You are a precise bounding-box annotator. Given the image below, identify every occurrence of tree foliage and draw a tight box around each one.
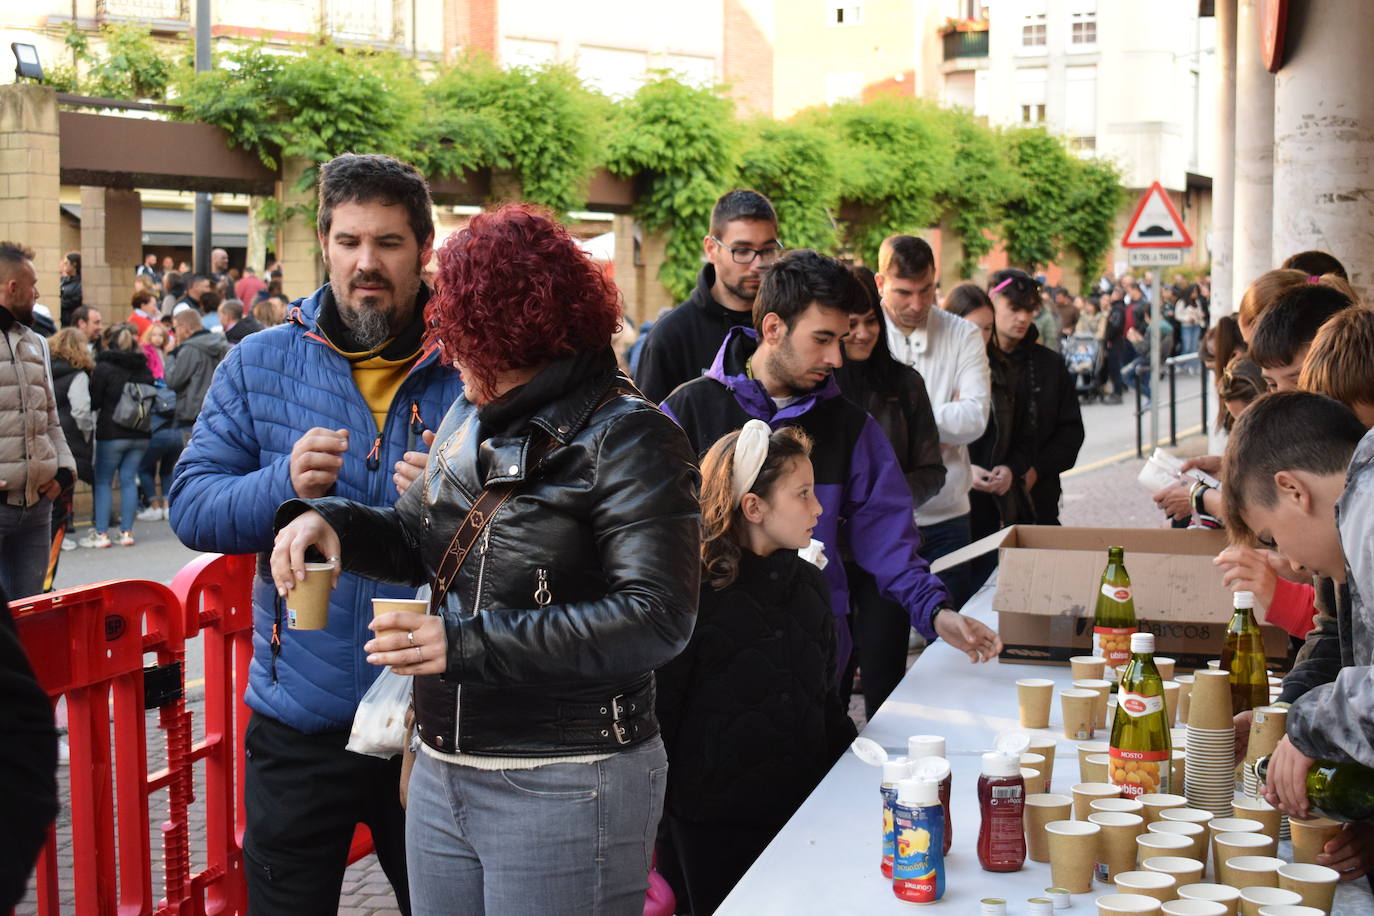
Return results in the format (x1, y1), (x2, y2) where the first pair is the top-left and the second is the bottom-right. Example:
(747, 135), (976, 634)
(55, 31), (1126, 292)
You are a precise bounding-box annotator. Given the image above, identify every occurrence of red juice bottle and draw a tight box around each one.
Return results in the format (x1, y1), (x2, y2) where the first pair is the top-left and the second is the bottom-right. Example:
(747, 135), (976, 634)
(976, 752), (1026, 872)
(908, 735), (953, 855)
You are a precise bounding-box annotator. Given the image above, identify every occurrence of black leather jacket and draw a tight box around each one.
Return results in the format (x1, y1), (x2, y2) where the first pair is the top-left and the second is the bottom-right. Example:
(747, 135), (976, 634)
(282, 350), (701, 757)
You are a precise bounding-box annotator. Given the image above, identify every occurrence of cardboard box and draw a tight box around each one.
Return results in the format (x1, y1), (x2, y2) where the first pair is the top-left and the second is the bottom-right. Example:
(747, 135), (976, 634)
(933, 526), (1290, 671)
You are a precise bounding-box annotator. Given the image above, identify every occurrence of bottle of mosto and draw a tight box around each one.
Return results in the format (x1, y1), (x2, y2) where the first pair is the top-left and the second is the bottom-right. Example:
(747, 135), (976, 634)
(1109, 631), (1172, 798)
(1221, 590), (1268, 715)
(1253, 755), (1374, 823)
(1094, 546), (1137, 668)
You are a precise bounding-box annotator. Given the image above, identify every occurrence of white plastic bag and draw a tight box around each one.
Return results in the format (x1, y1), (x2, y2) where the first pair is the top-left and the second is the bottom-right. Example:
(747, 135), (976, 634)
(346, 664), (413, 758)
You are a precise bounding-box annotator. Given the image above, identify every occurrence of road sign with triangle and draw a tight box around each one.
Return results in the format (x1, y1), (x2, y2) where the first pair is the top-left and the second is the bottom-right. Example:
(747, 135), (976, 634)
(1121, 181), (1194, 249)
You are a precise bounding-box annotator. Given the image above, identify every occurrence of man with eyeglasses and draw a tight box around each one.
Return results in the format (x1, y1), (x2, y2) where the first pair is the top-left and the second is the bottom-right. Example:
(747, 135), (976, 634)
(635, 189), (783, 404)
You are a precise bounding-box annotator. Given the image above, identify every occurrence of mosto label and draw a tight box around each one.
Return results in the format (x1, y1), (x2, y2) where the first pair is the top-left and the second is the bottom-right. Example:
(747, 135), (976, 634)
(1108, 747), (1170, 797)
(1101, 583), (1133, 602)
(1118, 690), (1165, 718)
(1094, 626), (1134, 666)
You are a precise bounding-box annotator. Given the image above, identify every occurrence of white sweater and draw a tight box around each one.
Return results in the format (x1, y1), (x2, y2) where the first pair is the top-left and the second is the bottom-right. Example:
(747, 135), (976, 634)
(884, 308), (991, 526)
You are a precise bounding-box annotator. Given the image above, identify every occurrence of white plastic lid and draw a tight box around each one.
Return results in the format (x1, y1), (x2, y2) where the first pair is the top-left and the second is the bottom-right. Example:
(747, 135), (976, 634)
(995, 731), (1032, 756)
(908, 734), (946, 759)
(911, 756), (951, 782)
(1130, 632), (1155, 655)
(982, 751), (1020, 778)
(898, 777), (940, 806)
(883, 758), (913, 784)
(1233, 590), (1256, 608)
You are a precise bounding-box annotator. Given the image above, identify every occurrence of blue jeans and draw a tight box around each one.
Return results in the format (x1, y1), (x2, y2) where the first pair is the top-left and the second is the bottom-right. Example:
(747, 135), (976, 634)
(0, 496), (52, 600)
(1181, 324), (1201, 355)
(405, 737), (668, 916)
(1121, 358), (1152, 400)
(916, 512), (974, 611)
(138, 426), (183, 504)
(94, 437), (148, 534)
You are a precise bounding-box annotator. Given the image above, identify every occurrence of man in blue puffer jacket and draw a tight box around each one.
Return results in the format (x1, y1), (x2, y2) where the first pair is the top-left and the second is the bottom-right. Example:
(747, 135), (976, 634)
(169, 154), (462, 915)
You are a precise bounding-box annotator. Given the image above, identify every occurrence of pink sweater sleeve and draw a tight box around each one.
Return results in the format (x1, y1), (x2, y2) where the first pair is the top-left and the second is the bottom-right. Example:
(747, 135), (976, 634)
(1262, 578), (1316, 639)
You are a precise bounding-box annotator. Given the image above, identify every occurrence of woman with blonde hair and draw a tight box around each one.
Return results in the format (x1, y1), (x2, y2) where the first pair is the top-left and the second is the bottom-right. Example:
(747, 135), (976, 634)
(139, 321), (172, 380)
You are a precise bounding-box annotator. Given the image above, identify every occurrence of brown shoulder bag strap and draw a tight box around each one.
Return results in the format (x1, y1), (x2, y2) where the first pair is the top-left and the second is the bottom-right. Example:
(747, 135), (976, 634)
(426, 382), (632, 614)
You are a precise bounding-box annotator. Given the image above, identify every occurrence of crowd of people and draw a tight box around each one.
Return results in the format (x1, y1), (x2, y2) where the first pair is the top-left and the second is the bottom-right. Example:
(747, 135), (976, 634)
(2, 151), (1373, 915)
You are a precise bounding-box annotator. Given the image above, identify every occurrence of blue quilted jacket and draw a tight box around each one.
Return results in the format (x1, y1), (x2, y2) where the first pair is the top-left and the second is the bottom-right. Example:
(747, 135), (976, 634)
(168, 285), (464, 732)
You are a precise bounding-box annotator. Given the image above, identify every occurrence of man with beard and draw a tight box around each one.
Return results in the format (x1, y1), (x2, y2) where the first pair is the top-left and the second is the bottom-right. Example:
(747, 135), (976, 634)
(634, 189), (782, 403)
(662, 250), (1002, 680)
(169, 154), (462, 916)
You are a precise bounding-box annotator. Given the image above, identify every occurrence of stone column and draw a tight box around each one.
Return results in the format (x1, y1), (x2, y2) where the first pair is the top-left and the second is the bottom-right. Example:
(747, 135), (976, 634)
(0, 84), (61, 290)
(611, 215), (674, 327)
(1210, 0), (1238, 316)
(277, 156), (323, 300)
(1232, 0), (1275, 294)
(1273, 0), (1374, 298)
(80, 186), (142, 324)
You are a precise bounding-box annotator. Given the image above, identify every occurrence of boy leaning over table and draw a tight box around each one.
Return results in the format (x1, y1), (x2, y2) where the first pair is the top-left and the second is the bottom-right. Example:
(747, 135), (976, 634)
(1221, 390), (1374, 881)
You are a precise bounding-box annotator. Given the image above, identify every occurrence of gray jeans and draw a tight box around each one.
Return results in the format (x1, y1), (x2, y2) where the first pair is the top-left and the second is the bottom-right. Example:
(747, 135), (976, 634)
(0, 496), (52, 600)
(405, 736), (667, 916)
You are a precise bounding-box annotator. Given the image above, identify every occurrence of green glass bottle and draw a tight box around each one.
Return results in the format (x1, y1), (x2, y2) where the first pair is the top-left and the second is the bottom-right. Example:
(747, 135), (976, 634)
(1109, 631), (1172, 798)
(1094, 546), (1138, 668)
(1253, 755), (1374, 823)
(1220, 590), (1268, 715)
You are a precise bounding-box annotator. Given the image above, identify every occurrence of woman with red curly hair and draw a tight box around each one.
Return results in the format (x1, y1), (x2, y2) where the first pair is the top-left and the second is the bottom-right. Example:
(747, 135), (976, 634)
(270, 204), (701, 914)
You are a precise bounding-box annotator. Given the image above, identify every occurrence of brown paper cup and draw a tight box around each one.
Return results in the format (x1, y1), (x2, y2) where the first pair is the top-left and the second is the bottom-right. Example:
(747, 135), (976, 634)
(1148, 820), (1208, 865)
(1023, 767), (1048, 796)
(1025, 793), (1073, 863)
(1139, 792), (1189, 824)
(1177, 883), (1241, 915)
(1227, 854), (1285, 890)
(1029, 737), (1058, 791)
(1091, 811), (1147, 883)
(1155, 657), (1177, 680)
(1214, 832), (1276, 885)
(1246, 706), (1290, 765)
(1062, 689), (1098, 740)
(1237, 885), (1302, 916)
(372, 597), (429, 639)
(1163, 681), (1181, 726)
(1076, 678), (1113, 729)
(1276, 862), (1339, 913)
(1093, 797), (1146, 816)
(1188, 671), (1236, 730)
(1142, 854), (1205, 888)
(1074, 782), (1123, 820)
(1231, 797), (1282, 841)
(1114, 871), (1177, 903)
(1072, 655), (1108, 680)
(1136, 831), (1192, 866)
(1097, 892), (1165, 914)
(1047, 819), (1101, 894)
(1017, 677), (1055, 728)
(1084, 753), (1112, 784)
(1079, 740), (1110, 780)
(1161, 901), (1230, 916)
(286, 562), (335, 629)
(1289, 817), (1342, 865)
(1173, 750), (1187, 791)
(1176, 675), (1195, 724)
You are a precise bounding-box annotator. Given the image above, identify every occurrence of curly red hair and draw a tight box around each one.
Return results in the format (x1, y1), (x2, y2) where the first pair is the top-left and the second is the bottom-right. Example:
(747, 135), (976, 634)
(426, 203), (621, 396)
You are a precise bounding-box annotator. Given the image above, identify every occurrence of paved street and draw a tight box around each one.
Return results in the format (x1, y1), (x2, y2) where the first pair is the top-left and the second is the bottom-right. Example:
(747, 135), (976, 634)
(16, 395), (1214, 916)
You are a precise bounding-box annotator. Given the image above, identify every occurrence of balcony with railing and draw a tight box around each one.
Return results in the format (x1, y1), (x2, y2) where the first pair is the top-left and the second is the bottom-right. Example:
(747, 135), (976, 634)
(942, 27), (990, 62)
(97, 0), (187, 22)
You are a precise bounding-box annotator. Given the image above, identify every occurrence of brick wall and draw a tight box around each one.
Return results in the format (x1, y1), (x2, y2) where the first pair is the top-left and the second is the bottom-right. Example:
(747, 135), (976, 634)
(723, 0), (773, 117)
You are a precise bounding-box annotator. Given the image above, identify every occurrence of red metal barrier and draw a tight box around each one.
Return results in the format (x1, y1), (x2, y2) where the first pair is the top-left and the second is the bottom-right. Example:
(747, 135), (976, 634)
(10, 578), (183, 916)
(11, 554), (378, 916)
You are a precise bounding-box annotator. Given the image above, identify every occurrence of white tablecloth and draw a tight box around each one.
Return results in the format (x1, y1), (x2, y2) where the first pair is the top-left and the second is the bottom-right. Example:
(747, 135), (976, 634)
(716, 583), (1374, 914)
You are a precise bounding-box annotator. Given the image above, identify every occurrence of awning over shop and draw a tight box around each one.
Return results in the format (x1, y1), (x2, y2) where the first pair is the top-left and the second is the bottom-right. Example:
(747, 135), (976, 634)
(60, 204), (250, 249)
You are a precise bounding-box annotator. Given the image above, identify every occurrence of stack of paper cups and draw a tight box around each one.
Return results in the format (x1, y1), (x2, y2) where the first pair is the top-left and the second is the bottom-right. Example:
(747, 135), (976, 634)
(1183, 670), (1235, 816)
(1244, 705), (1290, 838)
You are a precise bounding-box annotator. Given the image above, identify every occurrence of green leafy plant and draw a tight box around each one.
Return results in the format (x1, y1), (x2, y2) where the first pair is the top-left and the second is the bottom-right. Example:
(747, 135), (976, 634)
(736, 119), (841, 253)
(1001, 127), (1075, 271)
(44, 23), (179, 100)
(1062, 157), (1125, 284)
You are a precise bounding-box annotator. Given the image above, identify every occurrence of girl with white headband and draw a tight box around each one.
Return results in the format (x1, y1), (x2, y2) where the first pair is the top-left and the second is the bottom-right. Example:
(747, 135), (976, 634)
(655, 419), (857, 914)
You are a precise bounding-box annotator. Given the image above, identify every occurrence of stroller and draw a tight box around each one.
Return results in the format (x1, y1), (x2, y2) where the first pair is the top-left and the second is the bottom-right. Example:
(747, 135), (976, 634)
(1064, 333), (1104, 401)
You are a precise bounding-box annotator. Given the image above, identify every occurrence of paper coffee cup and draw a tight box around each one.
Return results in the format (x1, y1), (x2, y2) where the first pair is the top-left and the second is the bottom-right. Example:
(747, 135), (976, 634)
(372, 597), (429, 639)
(1237, 885), (1301, 915)
(1163, 681), (1181, 726)
(1246, 706), (1289, 766)
(1161, 900), (1230, 916)
(1079, 740), (1110, 780)
(1177, 883), (1241, 915)
(1231, 797), (1281, 841)
(1023, 766), (1048, 796)
(1097, 892), (1164, 915)
(286, 562), (335, 629)
(1214, 832), (1275, 885)
(1083, 753), (1112, 784)
(1017, 678), (1054, 728)
(1025, 793), (1073, 863)
(1029, 737), (1058, 792)
(1136, 831), (1192, 866)
(1228, 854), (1285, 891)
(1090, 811), (1146, 884)
(1188, 671), (1236, 730)
(1148, 820), (1208, 864)
(1046, 820), (1101, 894)
(1072, 655), (1108, 680)
(1142, 855), (1205, 888)
(1276, 862), (1339, 913)
(1155, 657), (1176, 680)
(1139, 793), (1188, 824)
(1074, 782), (1123, 820)
(1176, 675), (1195, 724)
(1062, 689), (1098, 740)
(1075, 678), (1113, 729)
(1113, 871), (1176, 903)
(1289, 817), (1342, 865)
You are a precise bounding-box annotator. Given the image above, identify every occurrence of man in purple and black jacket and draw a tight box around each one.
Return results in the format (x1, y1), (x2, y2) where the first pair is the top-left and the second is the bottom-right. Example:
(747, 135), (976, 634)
(662, 250), (1002, 675)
